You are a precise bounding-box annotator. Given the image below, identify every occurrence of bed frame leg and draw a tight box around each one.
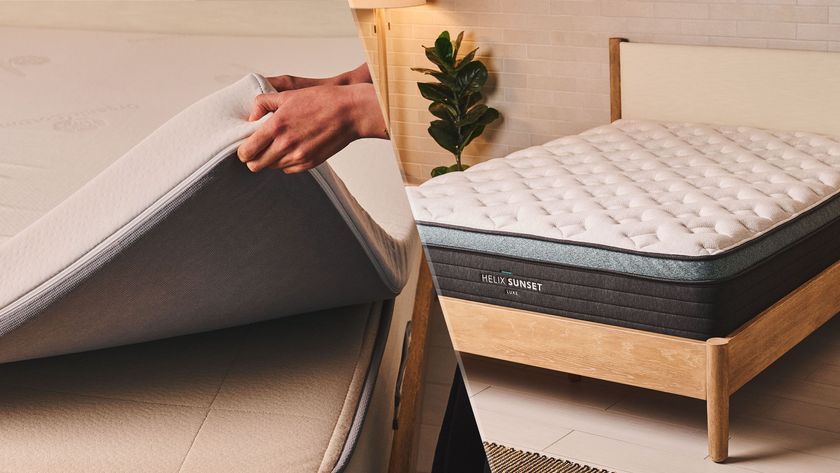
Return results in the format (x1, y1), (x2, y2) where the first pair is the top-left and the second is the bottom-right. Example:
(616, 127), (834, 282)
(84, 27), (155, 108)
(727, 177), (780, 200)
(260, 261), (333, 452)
(706, 338), (730, 463)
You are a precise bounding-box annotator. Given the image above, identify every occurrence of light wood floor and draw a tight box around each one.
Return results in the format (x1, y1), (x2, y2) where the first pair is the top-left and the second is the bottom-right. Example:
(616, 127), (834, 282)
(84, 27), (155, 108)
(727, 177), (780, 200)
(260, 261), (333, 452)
(462, 315), (840, 473)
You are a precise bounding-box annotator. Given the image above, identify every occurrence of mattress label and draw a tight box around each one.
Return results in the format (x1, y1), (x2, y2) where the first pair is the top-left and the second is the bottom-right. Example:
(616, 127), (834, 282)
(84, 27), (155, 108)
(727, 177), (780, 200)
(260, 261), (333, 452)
(480, 272), (544, 296)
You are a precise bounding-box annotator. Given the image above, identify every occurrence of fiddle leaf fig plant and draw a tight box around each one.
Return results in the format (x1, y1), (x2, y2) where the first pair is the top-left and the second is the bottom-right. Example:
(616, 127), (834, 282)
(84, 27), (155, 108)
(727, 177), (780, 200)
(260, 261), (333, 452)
(412, 31), (500, 177)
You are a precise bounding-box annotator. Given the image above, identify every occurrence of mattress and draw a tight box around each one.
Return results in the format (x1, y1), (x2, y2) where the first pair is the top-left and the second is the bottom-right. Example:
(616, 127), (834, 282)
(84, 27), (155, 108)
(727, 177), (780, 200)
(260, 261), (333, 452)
(0, 28), (417, 362)
(0, 300), (398, 473)
(408, 120), (840, 339)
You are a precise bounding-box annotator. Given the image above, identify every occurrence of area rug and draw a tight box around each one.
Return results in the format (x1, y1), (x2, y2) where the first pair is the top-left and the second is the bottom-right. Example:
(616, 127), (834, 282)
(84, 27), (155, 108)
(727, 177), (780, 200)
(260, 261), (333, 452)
(484, 442), (613, 473)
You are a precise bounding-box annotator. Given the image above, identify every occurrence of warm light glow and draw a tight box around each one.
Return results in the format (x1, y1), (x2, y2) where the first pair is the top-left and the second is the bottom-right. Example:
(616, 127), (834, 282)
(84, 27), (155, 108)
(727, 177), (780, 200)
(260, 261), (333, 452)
(347, 0), (425, 8)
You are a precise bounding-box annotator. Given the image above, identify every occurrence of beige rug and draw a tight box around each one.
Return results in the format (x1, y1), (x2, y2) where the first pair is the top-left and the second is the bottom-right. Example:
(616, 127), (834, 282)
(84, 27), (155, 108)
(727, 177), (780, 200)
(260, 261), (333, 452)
(484, 443), (613, 473)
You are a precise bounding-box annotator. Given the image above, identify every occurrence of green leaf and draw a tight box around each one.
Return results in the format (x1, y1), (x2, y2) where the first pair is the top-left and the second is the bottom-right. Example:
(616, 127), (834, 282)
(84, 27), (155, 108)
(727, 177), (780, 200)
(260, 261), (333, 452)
(434, 32), (454, 67)
(448, 163), (470, 172)
(412, 67), (458, 88)
(455, 48), (478, 70)
(429, 102), (457, 120)
(453, 31), (464, 59)
(459, 108), (499, 150)
(430, 71), (458, 89)
(456, 61), (488, 94)
(428, 120), (460, 155)
(423, 46), (450, 72)
(475, 107), (500, 127)
(417, 82), (452, 103)
(465, 91), (483, 109)
(431, 165), (450, 177)
(456, 104), (487, 126)
(461, 124), (486, 150)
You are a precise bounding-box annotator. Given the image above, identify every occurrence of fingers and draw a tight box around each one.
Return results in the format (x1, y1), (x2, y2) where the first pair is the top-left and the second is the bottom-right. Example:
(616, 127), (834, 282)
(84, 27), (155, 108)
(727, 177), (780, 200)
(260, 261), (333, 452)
(270, 155), (315, 174)
(245, 138), (295, 173)
(269, 150), (306, 171)
(237, 117), (281, 163)
(279, 163), (315, 174)
(266, 75), (294, 92)
(248, 93), (285, 121)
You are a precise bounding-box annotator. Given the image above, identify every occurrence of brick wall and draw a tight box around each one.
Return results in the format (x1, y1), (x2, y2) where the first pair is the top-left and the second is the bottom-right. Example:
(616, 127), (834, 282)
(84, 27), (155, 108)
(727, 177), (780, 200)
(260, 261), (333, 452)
(353, 1), (840, 184)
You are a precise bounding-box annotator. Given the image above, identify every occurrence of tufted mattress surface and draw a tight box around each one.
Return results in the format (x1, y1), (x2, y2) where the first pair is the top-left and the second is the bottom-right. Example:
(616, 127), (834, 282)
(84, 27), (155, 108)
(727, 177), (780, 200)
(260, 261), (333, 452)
(408, 120), (840, 339)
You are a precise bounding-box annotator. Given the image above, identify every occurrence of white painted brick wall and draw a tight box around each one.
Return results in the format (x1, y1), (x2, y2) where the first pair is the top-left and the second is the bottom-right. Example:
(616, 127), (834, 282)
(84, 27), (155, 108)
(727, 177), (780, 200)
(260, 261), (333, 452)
(354, 1), (840, 184)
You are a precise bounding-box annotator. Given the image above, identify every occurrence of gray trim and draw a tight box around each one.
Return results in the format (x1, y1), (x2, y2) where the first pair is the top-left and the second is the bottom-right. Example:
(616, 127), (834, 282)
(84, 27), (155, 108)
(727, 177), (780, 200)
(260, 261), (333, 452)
(332, 299), (394, 473)
(417, 191), (840, 282)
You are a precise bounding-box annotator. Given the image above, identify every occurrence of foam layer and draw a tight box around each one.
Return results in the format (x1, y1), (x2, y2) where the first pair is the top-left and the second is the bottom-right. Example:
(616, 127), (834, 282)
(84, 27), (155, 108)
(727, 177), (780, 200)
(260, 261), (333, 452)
(0, 28), (416, 362)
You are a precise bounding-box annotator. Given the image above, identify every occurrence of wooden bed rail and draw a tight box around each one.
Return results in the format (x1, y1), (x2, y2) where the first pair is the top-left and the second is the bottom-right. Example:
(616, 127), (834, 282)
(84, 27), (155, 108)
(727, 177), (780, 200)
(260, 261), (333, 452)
(439, 258), (840, 463)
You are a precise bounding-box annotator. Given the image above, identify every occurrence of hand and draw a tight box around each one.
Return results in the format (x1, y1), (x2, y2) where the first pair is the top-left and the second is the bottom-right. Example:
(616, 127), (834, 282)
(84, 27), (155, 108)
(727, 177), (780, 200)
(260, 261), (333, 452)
(237, 82), (387, 174)
(265, 63), (373, 92)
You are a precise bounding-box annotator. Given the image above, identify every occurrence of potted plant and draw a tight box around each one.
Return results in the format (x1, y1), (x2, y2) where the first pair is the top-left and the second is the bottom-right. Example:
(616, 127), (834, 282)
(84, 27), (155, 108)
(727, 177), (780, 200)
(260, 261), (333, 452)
(413, 31), (500, 177)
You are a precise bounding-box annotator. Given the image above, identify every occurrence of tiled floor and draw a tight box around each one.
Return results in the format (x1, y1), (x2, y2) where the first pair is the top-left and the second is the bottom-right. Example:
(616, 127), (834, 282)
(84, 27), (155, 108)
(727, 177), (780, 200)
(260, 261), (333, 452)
(463, 316), (840, 473)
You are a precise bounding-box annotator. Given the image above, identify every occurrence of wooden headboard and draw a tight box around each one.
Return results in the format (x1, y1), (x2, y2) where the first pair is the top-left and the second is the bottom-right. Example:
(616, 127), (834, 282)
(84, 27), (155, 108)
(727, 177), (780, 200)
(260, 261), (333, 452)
(609, 37), (840, 136)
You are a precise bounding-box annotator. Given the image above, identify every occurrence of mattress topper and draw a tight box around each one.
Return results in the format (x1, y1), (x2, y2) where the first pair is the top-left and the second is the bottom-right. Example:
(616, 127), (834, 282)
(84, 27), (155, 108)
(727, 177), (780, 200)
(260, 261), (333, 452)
(409, 120), (840, 258)
(0, 27), (406, 245)
(0, 31), (416, 362)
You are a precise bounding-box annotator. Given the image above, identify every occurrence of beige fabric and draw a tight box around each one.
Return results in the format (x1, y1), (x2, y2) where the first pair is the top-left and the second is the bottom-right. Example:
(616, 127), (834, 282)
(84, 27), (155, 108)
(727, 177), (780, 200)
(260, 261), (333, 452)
(620, 42), (840, 137)
(0, 302), (385, 473)
(0, 0), (356, 37)
(0, 27), (366, 246)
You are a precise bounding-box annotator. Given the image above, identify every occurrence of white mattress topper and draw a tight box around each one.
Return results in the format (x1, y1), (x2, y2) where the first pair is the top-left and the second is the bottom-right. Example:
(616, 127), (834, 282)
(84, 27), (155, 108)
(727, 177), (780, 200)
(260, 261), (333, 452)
(0, 27), (416, 326)
(408, 120), (840, 257)
(0, 27), (413, 246)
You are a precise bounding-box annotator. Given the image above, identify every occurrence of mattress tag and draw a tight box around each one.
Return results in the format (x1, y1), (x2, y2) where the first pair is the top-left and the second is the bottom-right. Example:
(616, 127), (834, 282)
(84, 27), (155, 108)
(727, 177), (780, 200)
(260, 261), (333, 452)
(480, 271), (544, 297)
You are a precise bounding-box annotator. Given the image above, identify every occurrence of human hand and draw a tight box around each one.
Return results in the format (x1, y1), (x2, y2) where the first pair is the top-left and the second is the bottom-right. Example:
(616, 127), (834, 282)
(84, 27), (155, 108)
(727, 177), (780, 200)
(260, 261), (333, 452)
(237, 82), (387, 174)
(265, 63), (373, 92)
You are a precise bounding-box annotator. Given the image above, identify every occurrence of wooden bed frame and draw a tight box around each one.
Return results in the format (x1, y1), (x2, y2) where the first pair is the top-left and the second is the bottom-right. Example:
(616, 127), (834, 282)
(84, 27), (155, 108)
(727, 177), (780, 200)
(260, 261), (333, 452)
(438, 38), (840, 463)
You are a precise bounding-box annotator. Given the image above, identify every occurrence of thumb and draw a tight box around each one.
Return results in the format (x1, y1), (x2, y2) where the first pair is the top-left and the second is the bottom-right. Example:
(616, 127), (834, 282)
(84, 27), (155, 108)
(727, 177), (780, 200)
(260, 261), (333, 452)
(248, 92), (286, 121)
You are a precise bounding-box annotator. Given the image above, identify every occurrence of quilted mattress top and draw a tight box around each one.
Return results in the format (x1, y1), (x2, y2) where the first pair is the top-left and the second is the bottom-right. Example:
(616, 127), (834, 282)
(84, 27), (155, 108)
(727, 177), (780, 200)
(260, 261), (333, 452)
(409, 120), (840, 258)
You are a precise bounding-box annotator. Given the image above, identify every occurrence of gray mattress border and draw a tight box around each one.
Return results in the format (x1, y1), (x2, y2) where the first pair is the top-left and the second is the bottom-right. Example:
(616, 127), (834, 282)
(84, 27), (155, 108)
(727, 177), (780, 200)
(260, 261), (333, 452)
(416, 189), (840, 282)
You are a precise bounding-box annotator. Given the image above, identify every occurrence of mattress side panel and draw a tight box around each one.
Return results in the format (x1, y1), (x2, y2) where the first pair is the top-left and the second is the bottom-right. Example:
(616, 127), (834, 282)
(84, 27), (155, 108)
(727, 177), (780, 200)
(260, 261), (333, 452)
(425, 208), (840, 338)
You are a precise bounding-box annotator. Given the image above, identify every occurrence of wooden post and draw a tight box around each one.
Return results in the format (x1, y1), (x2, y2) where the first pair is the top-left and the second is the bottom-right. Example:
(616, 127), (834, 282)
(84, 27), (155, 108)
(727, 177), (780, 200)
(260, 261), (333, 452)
(706, 338), (730, 463)
(609, 37), (628, 122)
(388, 259), (434, 473)
(374, 8), (391, 126)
